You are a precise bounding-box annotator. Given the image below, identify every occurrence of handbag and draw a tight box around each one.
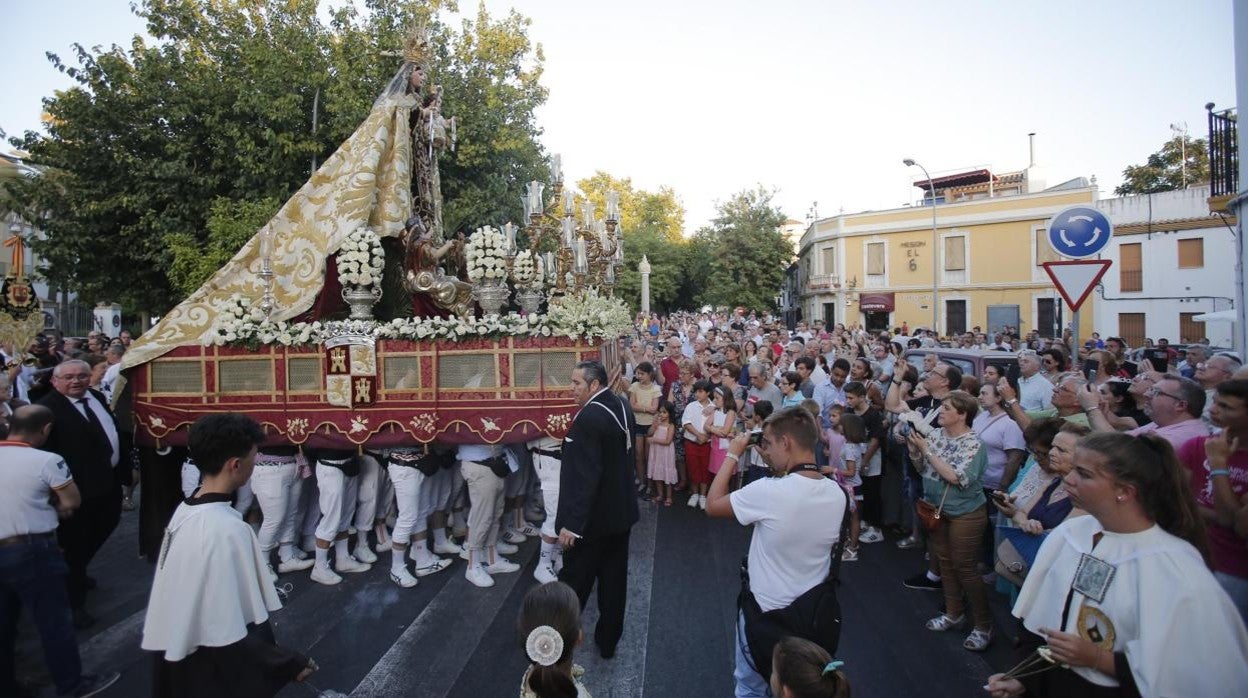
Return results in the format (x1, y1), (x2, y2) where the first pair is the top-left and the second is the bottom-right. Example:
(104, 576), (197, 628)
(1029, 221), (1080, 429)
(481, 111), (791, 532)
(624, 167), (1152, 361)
(915, 484), (950, 531)
(739, 485), (851, 681)
(995, 538), (1028, 587)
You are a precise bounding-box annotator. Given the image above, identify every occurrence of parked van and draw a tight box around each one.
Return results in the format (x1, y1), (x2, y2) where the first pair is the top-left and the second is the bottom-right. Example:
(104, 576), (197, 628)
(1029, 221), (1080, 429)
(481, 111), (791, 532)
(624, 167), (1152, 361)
(901, 348), (1018, 382)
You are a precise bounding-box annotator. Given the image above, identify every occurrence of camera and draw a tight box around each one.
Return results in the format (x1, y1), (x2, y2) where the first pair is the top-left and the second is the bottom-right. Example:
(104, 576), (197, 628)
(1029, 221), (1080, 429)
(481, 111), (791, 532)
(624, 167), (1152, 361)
(748, 430), (763, 446)
(897, 410), (934, 438)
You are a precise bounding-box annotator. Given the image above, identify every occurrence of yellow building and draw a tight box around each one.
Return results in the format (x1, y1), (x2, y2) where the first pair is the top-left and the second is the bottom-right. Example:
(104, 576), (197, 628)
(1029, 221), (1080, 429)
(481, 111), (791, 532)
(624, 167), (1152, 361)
(797, 170), (1097, 339)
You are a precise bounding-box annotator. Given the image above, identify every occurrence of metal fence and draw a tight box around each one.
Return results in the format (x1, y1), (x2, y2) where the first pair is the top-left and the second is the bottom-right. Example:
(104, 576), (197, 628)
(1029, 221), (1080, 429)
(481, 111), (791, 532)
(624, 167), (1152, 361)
(1208, 104), (1238, 200)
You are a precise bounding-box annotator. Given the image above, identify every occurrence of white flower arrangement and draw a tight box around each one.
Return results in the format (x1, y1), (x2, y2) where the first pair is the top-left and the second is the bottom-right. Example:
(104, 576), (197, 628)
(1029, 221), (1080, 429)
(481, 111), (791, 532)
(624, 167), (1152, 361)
(544, 288), (633, 341)
(335, 226), (386, 287)
(465, 225), (508, 283)
(511, 249), (538, 288)
(206, 294), (323, 347)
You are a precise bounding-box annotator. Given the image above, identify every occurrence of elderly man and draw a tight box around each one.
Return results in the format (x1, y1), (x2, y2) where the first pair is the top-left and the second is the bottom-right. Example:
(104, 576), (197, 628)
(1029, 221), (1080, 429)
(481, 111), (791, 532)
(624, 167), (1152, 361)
(1015, 350), (1054, 411)
(37, 360), (121, 629)
(1198, 354), (1244, 428)
(1083, 373), (1210, 448)
(746, 362), (783, 417)
(1001, 372), (1087, 430)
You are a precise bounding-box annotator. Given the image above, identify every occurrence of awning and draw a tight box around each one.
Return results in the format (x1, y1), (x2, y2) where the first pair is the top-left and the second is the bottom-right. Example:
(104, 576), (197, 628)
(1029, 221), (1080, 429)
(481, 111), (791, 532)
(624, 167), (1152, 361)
(859, 293), (895, 312)
(1193, 309), (1237, 323)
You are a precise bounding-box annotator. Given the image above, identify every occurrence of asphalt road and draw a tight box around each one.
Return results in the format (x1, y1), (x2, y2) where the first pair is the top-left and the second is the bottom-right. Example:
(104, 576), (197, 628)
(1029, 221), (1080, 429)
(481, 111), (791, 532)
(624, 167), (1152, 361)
(17, 491), (1021, 697)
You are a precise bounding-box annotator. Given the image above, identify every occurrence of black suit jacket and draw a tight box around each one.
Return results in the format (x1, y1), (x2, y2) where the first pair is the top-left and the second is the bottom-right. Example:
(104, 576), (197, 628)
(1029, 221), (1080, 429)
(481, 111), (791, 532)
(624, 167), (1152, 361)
(556, 389), (640, 540)
(38, 389), (118, 499)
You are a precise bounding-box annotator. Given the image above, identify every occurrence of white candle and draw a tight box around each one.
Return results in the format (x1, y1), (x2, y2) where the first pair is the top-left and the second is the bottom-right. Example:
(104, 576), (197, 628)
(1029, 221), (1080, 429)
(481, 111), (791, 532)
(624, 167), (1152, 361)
(561, 218), (575, 248)
(503, 222), (517, 255)
(574, 238), (588, 274)
(563, 189), (575, 215)
(605, 190), (621, 222)
(552, 154), (562, 183)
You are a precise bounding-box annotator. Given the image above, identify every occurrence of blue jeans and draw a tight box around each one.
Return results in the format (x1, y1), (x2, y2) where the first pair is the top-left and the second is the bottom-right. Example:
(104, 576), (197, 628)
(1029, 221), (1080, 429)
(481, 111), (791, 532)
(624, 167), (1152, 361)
(0, 534), (83, 696)
(733, 611), (771, 697)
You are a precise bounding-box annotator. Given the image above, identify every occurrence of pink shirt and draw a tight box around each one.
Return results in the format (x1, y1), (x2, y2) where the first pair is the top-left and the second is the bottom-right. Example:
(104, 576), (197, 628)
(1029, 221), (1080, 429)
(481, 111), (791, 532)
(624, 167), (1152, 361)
(1178, 437), (1248, 579)
(1128, 418), (1210, 451)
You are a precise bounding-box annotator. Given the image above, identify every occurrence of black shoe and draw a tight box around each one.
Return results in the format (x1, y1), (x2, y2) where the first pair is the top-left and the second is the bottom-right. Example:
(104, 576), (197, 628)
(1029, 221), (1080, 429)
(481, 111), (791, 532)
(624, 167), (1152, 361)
(70, 671), (120, 697)
(902, 573), (942, 591)
(72, 607), (96, 630)
(598, 644), (616, 659)
(85, 576), (98, 590)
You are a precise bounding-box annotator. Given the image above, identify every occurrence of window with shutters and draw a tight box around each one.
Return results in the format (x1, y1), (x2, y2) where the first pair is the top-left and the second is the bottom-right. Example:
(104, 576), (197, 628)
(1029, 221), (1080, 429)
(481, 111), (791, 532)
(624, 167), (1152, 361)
(944, 236), (966, 271)
(1177, 238), (1204, 268)
(821, 246), (836, 276)
(1179, 313), (1204, 343)
(1118, 313), (1146, 348)
(867, 242), (884, 276)
(1036, 230), (1060, 266)
(1120, 243), (1142, 292)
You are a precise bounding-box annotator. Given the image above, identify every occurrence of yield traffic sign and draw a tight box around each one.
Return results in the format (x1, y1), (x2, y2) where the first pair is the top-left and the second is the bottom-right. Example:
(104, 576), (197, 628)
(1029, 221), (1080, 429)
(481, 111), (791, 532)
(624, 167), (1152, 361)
(1047, 206), (1113, 259)
(1041, 260), (1112, 312)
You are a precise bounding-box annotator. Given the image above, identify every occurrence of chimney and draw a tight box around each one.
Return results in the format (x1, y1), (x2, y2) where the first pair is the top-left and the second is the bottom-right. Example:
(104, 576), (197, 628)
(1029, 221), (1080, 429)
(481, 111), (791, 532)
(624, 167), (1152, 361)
(1028, 132), (1037, 167)
(1024, 132), (1046, 193)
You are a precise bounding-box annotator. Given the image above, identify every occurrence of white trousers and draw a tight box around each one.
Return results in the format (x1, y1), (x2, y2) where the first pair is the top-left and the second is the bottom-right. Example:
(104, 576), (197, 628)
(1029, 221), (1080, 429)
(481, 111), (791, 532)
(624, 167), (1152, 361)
(418, 466), (454, 524)
(250, 461), (303, 551)
(353, 455), (381, 530)
(533, 453), (562, 539)
(314, 462), (357, 541)
(387, 464), (424, 545)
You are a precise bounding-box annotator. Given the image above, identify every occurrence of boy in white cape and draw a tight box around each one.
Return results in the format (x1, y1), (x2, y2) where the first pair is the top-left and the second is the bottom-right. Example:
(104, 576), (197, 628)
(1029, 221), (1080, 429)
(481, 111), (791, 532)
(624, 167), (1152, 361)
(141, 413), (316, 697)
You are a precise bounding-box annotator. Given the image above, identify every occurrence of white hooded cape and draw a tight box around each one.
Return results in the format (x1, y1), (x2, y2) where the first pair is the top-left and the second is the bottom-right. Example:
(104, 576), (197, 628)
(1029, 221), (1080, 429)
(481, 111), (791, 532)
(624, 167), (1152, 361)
(141, 500), (282, 661)
(1014, 514), (1248, 696)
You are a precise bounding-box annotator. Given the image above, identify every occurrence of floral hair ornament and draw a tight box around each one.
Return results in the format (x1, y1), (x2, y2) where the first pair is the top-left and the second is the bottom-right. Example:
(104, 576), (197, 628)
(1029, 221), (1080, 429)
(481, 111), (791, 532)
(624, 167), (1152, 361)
(525, 625), (564, 667)
(822, 660), (844, 676)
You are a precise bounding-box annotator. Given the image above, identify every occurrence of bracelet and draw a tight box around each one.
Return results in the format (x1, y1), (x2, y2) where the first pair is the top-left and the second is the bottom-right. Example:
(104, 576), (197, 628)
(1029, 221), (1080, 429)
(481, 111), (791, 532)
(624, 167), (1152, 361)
(724, 452), (740, 463)
(1210, 469), (1231, 478)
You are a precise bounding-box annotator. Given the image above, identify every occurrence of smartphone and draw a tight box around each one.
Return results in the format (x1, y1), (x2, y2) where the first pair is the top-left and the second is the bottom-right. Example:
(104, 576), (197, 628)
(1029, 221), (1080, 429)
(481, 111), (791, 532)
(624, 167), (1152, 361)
(1121, 360), (1138, 378)
(989, 490), (1009, 503)
(1146, 349), (1169, 373)
(1082, 358), (1100, 383)
(1005, 363), (1021, 393)
(748, 431), (763, 446)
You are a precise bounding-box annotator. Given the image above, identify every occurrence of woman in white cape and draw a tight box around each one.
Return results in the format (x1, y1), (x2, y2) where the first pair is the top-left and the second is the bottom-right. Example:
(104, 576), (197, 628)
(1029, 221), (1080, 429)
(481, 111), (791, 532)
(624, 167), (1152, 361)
(986, 431), (1248, 697)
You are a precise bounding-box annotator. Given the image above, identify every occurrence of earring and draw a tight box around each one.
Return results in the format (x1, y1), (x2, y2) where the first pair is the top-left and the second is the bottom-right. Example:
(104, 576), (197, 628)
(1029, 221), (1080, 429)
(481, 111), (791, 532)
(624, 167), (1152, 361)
(1116, 495), (1124, 502)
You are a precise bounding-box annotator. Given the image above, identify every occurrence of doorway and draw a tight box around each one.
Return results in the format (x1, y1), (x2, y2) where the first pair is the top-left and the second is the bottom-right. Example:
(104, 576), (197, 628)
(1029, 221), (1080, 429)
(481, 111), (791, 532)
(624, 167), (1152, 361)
(945, 300), (967, 336)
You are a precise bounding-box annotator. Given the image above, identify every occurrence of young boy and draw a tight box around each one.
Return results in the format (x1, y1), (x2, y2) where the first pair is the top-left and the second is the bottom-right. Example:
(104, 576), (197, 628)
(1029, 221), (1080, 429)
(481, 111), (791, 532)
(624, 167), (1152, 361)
(141, 414), (316, 697)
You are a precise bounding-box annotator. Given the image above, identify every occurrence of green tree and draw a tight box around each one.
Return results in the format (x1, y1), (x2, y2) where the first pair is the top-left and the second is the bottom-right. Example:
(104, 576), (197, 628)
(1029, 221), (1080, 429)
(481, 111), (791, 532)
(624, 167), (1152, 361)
(1115, 135), (1210, 195)
(692, 186), (788, 312)
(165, 197), (280, 297)
(3, 0), (549, 314)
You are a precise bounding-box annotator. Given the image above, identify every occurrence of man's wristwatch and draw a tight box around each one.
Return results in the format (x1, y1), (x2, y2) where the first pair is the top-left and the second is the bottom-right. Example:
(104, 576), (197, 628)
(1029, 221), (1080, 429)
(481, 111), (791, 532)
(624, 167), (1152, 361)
(1004, 399), (1018, 408)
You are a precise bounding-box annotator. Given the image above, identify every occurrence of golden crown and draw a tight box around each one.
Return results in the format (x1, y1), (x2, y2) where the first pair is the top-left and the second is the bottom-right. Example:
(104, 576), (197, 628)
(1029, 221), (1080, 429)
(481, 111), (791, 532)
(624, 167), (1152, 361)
(402, 23), (432, 65)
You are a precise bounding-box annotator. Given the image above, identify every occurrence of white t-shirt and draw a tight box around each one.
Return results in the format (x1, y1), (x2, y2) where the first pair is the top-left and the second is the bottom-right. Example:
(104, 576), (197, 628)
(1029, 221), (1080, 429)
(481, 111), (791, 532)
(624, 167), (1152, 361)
(730, 473), (846, 612)
(681, 401), (710, 443)
(0, 444), (73, 538)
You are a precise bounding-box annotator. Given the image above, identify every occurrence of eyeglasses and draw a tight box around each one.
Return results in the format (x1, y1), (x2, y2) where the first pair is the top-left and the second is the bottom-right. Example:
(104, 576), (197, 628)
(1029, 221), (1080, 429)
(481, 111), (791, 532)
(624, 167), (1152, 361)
(707, 362), (721, 368)
(1145, 386), (1185, 402)
(55, 373), (91, 381)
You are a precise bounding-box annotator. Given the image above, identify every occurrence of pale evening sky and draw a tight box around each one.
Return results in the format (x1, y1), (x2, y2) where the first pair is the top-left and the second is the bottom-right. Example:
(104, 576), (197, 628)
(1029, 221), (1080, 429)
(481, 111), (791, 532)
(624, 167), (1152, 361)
(0, 0), (1236, 234)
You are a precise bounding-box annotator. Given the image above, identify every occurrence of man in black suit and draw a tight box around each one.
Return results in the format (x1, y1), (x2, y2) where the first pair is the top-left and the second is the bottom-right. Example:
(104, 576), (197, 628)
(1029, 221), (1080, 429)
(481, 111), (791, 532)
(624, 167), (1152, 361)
(38, 359), (122, 628)
(557, 361), (639, 659)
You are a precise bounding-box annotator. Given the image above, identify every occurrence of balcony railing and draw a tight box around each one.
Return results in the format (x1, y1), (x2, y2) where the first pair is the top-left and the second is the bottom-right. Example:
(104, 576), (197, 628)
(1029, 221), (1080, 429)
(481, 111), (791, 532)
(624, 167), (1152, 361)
(1207, 103), (1238, 212)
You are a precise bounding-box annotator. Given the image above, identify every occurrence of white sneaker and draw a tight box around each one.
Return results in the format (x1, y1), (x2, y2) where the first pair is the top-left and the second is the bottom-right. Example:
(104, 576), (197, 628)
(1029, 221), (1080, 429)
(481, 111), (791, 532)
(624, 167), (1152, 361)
(390, 568), (418, 588)
(687, 494), (699, 508)
(496, 541), (519, 555)
(698, 495), (707, 510)
(354, 544), (378, 564)
(502, 528), (527, 544)
(515, 523), (541, 538)
(335, 556), (372, 574)
(433, 539), (464, 555)
(311, 565), (342, 586)
(413, 558), (453, 577)
(278, 557), (315, 573)
(375, 538), (393, 553)
(534, 561), (558, 584)
(486, 556), (520, 574)
(858, 528), (885, 544)
(465, 563), (495, 588)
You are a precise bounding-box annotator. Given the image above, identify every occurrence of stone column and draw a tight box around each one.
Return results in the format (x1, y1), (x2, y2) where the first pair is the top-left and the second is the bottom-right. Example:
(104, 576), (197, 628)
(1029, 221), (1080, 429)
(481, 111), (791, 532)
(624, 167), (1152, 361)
(639, 255), (652, 315)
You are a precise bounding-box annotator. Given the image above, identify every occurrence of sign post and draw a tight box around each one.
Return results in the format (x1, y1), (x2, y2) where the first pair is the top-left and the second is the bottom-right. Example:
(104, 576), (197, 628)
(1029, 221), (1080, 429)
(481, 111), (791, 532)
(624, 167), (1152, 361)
(1045, 206), (1114, 352)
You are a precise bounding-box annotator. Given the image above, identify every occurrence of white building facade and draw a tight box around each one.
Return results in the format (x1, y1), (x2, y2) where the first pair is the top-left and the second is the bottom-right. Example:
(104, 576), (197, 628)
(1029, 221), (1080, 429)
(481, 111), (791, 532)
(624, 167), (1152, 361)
(1093, 185), (1237, 348)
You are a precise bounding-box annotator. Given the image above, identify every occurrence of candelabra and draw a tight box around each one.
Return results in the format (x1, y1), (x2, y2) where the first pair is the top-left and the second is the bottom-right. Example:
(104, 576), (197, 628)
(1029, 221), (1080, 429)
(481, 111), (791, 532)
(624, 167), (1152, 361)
(513, 154), (624, 299)
(258, 229), (277, 319)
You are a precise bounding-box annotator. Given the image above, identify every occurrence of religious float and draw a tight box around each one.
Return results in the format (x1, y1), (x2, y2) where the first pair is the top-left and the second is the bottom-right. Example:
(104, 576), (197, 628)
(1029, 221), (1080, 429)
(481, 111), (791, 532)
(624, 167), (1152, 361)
(119, 25), (632, 451)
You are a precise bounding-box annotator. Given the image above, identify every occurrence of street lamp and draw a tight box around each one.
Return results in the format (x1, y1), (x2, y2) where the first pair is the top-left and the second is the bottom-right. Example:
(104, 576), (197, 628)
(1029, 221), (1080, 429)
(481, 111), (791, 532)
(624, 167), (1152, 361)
(904, 158), (939, 335)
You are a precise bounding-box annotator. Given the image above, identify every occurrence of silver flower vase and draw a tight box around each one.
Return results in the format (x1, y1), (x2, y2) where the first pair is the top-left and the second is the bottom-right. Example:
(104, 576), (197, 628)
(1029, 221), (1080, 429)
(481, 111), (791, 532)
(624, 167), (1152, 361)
(473, 281), (510, 316)
(515, 288), (544, 315)
(342, 284), (382, 320)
